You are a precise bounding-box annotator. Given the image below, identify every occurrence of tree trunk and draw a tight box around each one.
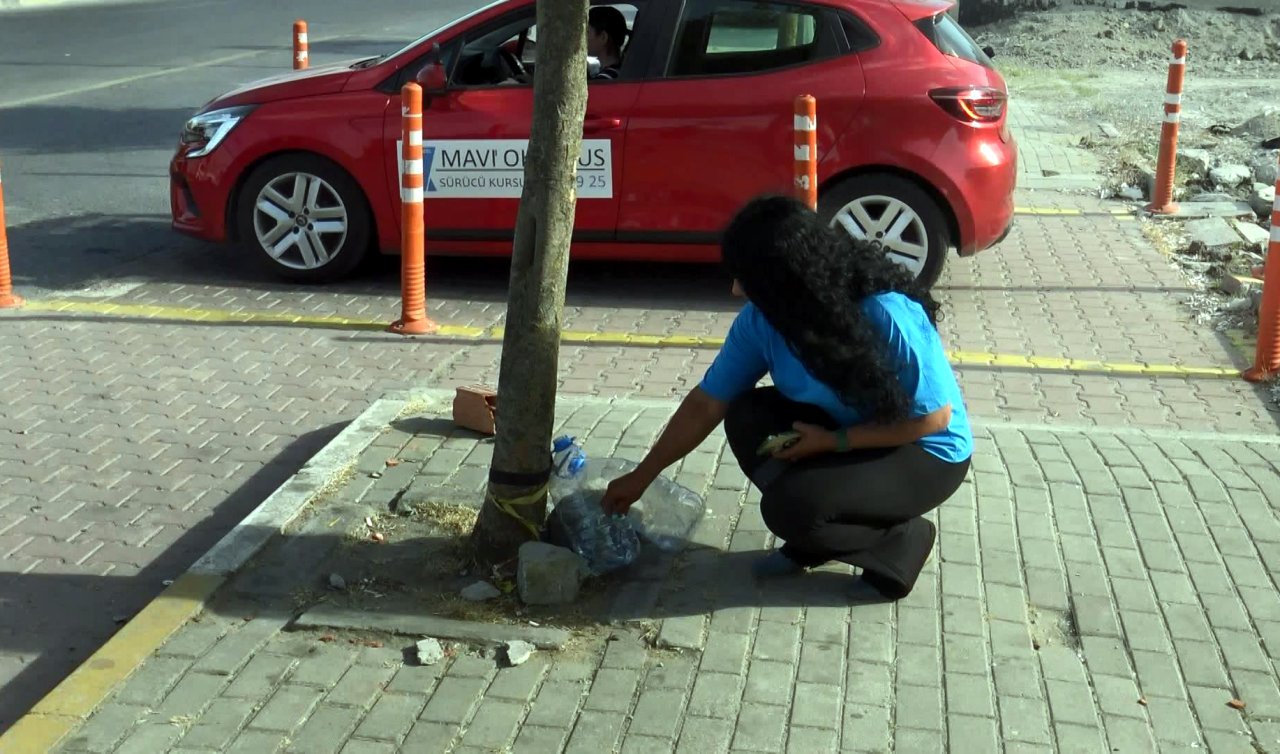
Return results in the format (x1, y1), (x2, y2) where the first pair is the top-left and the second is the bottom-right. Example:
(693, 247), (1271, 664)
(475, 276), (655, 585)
(471, 0), (589, 564)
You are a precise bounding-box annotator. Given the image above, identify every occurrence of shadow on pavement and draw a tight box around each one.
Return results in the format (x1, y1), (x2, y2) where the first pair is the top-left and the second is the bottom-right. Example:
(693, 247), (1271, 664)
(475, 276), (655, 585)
(4, 212), (741, 312)
(0, 421), (345, 732)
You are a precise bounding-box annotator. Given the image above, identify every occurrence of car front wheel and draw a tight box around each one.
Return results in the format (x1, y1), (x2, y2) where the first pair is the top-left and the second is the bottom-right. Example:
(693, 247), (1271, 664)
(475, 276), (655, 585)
(819, 174), (950, 288)
(236, 154), (371, 283)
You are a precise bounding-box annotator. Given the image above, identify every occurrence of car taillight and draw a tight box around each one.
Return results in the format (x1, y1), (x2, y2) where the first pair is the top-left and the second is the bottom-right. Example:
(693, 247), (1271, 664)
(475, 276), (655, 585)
(929, 87), (1007, 124)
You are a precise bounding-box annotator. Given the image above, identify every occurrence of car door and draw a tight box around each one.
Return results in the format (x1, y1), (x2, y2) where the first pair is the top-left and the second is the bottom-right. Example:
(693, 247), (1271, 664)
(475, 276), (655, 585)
(617, 0), (864, 244)
(381, 2), (643, 254)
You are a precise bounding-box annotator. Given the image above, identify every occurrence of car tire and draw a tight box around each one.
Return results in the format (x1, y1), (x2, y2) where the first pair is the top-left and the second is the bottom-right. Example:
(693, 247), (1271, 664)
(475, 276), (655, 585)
(236, 154), (371, 283)
(819, 174), (951, 288)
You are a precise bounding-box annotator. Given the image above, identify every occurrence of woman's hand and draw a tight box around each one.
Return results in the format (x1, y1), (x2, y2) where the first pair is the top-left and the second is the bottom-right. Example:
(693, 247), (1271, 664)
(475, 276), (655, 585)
(601, 469), (655, 515)
(774, 421), (838, 462)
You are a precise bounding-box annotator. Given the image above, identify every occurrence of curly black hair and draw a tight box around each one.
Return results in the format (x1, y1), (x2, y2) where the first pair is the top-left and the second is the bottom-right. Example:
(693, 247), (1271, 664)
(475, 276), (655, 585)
(720, 194), (942, 423)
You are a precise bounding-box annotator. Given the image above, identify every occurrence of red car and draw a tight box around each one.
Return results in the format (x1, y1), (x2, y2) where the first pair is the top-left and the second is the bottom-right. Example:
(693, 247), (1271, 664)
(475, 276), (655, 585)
(170, 0), (1015, 285)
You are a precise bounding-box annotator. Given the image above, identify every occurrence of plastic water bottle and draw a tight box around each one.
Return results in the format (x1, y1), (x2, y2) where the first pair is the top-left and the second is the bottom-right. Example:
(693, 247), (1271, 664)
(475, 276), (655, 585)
(549, 435), (587, 499)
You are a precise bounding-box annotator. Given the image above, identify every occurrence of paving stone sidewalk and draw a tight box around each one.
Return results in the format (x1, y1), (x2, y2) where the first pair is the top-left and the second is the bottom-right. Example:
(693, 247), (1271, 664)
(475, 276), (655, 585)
(52, 391), (1280, 754)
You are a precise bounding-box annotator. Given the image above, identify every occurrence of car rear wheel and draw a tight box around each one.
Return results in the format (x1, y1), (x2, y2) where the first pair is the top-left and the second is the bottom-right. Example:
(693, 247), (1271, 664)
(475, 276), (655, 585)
(819, 174), (950, 288)
(236, 154), (371, 283)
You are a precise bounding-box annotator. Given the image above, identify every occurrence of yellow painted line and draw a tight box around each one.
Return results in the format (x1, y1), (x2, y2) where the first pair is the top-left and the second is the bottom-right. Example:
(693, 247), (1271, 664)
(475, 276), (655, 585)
(949, 350), (1239, 378)
(1015, 206), (1135, 219)
(0, 573), (223, 754)
(21, 298), (1240, 377)
(23, 299), (488, 338)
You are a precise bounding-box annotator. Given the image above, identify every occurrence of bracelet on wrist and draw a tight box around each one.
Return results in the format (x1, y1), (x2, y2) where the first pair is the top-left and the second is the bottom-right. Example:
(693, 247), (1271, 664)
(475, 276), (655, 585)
(833, 428), (849, 452)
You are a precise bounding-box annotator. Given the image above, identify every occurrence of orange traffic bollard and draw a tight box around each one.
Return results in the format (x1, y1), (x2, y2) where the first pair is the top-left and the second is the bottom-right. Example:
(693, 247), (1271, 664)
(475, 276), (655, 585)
(388, 82), (438, 336)
(794, 95), (818, 211)
(0, 165), (24, 310)
(1243, 155), (1280, 383)
(1146, 40), (1187, 215)
(293, 20), (309, 70)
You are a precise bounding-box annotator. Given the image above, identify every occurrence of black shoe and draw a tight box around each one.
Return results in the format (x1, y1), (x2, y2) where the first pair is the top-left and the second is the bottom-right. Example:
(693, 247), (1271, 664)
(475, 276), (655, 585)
(850, 517), (936, 601)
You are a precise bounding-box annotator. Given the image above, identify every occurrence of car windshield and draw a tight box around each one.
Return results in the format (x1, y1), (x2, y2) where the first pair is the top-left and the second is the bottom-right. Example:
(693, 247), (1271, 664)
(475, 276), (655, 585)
(378, 0), (508, 64)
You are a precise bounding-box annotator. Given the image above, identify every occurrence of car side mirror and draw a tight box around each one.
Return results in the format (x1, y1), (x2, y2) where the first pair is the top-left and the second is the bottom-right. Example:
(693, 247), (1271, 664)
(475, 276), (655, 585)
(416, 61), (447, 93)
(983, 45), (996, 59)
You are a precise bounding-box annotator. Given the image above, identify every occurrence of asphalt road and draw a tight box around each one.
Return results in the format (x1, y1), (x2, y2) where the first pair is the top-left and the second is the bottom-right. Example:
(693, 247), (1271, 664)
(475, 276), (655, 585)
(0, 0), (481, 299)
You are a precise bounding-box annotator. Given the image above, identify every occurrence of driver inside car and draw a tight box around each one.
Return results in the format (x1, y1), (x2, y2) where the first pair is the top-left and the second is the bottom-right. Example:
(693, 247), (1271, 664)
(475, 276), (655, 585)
(496, 6), (629, 85)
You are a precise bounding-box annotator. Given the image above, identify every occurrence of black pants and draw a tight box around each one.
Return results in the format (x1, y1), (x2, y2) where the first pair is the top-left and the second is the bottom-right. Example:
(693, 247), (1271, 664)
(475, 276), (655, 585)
(724, 387), (970, 596)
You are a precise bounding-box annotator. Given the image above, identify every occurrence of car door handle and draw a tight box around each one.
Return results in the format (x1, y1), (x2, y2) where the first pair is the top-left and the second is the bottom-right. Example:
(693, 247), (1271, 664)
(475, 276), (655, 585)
(583, 117), (622, 133)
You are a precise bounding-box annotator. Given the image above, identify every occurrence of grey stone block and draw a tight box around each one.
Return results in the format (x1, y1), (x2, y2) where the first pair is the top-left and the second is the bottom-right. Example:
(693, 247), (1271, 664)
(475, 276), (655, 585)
(564, 711), (626, 754)
(897, 643), (941, 688)
(999, 695), (1052, 744)
(789, 683), (840, 729)
(743, 660), (794, 707)
(113, 656), (191, 707)
(353, 693), (427, 742)
(59, 703), (145, 753)
(1173, 639), (1231, 688)
(509, 724), (569, 754)
(290, 645), (357, 688)
(751, 619), (800, 664)
(248, 685), (324, 733)
(115, 722), (183, 754)
(629, 688), (687, 738)
(699, 632), (749, 675)
(786, 726), (837, 754)
(180, 698), (256, 750)
(223, 653), (297, 699)
(517, 541), (586, 605)
(326, 664), (398, 710)
(797, 642), (844, 685)
(284, 704), (366, 754)
(842, 704), (890, 752)
(895, 684), (943, 732)
(419, 677), (487, 725)
(583, 668), (641, 713)
(945, 673), (996, 719)
(154, 671), (231, 719)
(731, 702), (787, 751)
(845, 663), (893, 708)
(687, 672), (743, 719)
(457, 699), (524, 750)
(675, 716), (733, 754)
(486, 657), (547, 702)
(524, 681), (586, 729)
(993, 658), (1043, 700)
(1053, 723), (1107, 754)
(947, 715), (999, 754)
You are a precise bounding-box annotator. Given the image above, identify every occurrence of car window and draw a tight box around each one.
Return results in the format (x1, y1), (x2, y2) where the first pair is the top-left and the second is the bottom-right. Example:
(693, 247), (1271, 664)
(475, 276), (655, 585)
(667, 0), (832, 77)
(914, 12), (992, 69)
(521, 4), (640, 69)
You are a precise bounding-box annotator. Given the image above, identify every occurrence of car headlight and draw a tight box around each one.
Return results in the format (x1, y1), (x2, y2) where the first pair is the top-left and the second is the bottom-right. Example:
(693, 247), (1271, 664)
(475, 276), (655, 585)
(181, 106), (255, 158)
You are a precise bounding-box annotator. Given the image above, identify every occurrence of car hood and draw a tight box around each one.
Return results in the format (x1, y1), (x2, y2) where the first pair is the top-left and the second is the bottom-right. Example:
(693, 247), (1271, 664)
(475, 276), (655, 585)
(200, 58), (367, 111)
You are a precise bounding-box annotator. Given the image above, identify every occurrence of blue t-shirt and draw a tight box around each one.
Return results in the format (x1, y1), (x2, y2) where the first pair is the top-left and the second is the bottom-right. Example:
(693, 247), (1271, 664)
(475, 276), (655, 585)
(699, 292), (973, 463)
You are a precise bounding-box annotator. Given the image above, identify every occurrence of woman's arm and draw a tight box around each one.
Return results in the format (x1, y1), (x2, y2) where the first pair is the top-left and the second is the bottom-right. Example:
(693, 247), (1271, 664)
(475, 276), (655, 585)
(843, 404), (952, 450)
(601, 387), (727, 513)
(774, 404), (952, 461)
(634, 387), (728, 478)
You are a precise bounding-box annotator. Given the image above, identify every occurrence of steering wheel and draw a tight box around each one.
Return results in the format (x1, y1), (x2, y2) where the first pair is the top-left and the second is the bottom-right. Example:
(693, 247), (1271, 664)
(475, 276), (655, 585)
(496, 48), (528, 83)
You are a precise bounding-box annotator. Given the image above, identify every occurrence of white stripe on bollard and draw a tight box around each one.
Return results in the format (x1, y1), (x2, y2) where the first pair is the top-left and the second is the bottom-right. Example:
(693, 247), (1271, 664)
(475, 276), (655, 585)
(1164, 93), (1181, 105)
(404, 159), (424, 175)
(793, 115), (816, 131)
(1163, 113), (1180, 123)
(408, 131), (422, 146)
(401, 187), (423, 203)
(794, 145), (810, 161)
